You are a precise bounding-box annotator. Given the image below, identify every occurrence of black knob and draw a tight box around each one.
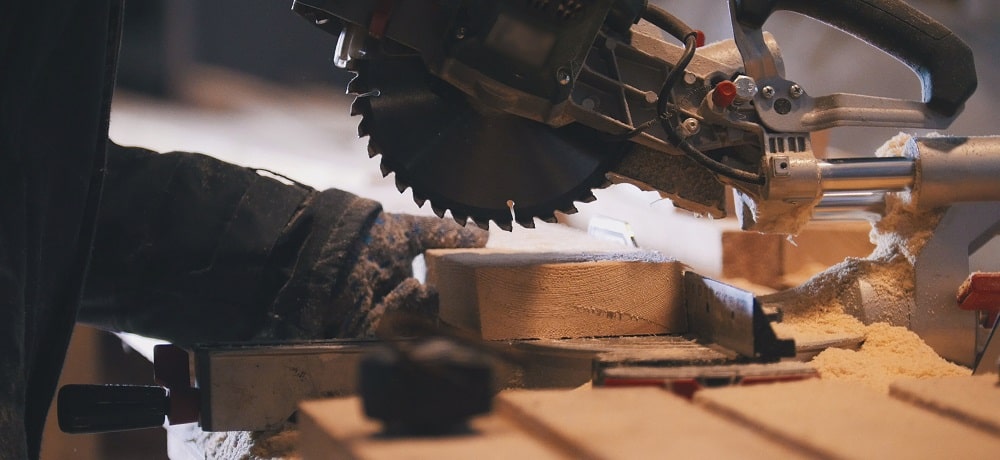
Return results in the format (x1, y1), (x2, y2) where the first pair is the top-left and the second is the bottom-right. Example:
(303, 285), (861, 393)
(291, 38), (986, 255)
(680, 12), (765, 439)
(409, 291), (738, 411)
(359, 337), (494, 435)
(58, 384), (169, 433)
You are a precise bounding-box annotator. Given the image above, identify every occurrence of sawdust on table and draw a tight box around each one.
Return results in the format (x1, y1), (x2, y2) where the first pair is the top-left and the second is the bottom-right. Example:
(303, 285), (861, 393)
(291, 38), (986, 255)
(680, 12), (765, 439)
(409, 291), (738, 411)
(249, 430), (301, 460)
(765, 133), (970, 392)
(812, 322), (970, 393)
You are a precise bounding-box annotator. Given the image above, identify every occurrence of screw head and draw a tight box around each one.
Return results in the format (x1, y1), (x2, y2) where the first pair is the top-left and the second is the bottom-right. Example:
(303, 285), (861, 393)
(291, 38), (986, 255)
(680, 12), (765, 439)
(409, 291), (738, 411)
(681, 118), (701, 136)
(761, 86), (776, 99)
(556, 68), (572, 86)
(454, 27), (467, 40)
(789, 84), (804, 99)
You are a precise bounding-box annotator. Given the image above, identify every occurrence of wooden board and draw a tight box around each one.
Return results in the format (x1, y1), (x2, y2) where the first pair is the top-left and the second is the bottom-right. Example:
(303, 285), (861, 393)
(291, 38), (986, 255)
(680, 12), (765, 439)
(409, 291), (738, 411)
(495, 388), (806, 459)
(298, 388), (804, 460)
(298, 397), (565, 460)
(425, 249), (685, 340)
(890, 375), (1000, 438)
(694, 379), (1000, 458)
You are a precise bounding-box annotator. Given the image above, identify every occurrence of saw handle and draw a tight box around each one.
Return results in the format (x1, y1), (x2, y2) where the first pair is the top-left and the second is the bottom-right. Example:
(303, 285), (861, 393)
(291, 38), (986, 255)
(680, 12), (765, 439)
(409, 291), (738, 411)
(58, 384), (169, 433)
(735, 0), (976, 117)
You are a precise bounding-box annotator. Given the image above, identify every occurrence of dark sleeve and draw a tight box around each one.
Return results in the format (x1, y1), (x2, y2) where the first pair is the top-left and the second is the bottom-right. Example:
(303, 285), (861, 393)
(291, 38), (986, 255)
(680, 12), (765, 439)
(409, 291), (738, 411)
(78, 143), (382, 345)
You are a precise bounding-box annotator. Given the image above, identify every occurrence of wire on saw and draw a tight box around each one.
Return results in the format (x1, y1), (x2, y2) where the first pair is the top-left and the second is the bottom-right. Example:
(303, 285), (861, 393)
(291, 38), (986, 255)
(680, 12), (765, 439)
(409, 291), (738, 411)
(640, 5), (767, 186)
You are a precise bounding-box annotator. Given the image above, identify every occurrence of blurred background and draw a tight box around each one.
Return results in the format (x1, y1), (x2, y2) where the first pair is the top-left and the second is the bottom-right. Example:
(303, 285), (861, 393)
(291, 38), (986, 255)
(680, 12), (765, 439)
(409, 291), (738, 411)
(44, 1), (999, 458)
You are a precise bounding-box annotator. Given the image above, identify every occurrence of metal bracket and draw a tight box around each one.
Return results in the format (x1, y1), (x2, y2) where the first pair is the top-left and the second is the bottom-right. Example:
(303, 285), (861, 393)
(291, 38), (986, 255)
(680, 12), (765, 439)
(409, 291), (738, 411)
(684, 271), (795, 360)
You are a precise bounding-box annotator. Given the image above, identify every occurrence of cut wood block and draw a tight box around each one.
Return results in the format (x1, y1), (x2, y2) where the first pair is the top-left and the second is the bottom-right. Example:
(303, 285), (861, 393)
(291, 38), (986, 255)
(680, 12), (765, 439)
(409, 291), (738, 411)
(496, 388), (807, 459)
(890, 375), (1000, 438)
(694, 379), (1000, 459)
(425, 249), (685, 340)
(298, 397), (564, 460)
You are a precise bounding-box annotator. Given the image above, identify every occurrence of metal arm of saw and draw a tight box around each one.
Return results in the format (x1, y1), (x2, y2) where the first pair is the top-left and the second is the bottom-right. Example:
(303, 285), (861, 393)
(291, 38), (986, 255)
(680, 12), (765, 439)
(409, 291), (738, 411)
(740, 136), (1000, 232)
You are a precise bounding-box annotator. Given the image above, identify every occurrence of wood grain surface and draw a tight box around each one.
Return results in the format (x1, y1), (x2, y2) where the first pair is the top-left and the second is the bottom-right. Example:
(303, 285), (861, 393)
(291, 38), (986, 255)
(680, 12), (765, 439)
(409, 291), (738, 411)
(425, 249), (686, 340)
(890, 375), (1000, 438)
(695, 379), (1000, 459)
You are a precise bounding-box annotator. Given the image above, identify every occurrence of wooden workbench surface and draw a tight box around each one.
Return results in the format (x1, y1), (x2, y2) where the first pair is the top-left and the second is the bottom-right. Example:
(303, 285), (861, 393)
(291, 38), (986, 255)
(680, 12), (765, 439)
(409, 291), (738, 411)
(299, 376), (1000, 459)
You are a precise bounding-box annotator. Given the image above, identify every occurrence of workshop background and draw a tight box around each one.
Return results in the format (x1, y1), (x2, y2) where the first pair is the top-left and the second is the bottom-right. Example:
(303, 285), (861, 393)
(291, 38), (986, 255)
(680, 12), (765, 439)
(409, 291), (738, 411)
(41, 0), (1000, 459)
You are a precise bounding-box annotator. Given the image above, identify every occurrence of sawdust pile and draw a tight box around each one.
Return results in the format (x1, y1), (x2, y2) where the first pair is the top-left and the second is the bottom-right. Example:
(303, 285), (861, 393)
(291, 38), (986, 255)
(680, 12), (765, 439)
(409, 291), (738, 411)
(167, 425), (301, 460)
(812, 322), (970, 393)
(250, 430), (302, 460)
(772, 307), (867, 343)
(763, 133), (971, 392)
(763, 133), (944, 323)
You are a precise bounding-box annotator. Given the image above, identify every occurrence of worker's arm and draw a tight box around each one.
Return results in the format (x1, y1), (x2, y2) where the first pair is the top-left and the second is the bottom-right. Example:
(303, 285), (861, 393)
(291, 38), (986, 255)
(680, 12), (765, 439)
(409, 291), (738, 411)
(78, 143), (486, 345)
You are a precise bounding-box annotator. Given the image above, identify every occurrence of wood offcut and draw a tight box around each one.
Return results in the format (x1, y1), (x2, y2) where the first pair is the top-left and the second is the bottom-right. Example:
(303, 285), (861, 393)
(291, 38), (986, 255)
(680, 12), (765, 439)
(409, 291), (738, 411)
(424, 249), (686, 340)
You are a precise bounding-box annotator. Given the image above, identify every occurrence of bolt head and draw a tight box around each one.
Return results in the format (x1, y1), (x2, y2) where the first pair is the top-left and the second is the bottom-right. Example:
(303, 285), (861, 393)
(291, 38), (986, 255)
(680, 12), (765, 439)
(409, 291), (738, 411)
(733, 76), (758, 101)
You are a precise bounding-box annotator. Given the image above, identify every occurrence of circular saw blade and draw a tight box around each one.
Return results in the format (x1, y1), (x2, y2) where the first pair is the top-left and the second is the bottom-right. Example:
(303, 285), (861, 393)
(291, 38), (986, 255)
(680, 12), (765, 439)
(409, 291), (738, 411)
(350, 55), (626, 230)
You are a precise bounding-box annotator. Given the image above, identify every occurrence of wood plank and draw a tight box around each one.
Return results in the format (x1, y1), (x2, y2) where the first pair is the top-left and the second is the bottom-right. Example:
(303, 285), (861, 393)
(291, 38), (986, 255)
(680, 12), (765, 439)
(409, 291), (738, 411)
(425, 249), (685, 340)
(298, 397), (565, 460)
(694, 379), (1000, 459)
(721, 232), (784, 288)
(496, 388), (807, 459)
(890, 375), (1000, 438)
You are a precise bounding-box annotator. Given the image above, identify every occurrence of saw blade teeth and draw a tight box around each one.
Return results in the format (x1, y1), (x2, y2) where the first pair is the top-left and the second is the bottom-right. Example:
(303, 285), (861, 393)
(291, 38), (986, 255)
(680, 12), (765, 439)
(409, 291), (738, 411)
(579, 191), (597, 203)
(350, 98), (364, 117)
(540, 215), (559, 224)
(411, 193), (427, 207)
(379, 161), (391, 177)
(347, 74), (368, 95)
(357, 119), (370, 138)
(472, 218), (491, 231)
(351, 53), (621, 233)
(562, 204), (579, 215)
(394, 176), (408, 193)
(450, 210), (468, 225)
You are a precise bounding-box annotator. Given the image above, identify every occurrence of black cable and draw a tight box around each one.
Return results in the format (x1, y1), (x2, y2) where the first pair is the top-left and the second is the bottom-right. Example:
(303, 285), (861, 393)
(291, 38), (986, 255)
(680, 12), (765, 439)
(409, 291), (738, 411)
(639, 5), (767, 186)
(641, 4), (694, 42)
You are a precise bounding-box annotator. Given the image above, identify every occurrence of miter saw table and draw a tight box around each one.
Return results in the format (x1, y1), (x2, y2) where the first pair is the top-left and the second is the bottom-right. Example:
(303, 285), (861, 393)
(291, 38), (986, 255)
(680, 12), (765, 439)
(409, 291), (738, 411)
(59, 263), (817, 434)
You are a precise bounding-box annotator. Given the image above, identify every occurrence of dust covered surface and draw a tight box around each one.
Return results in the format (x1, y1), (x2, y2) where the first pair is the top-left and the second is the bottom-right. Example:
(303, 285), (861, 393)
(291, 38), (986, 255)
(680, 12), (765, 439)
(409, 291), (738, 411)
(811, 323), (970, 393)
(168, 425), (301, 460)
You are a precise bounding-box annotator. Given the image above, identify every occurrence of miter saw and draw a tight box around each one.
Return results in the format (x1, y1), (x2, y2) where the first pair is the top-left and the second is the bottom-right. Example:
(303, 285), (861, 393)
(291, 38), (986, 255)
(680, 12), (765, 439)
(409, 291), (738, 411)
(290, 0), (986, 235)
(292, 0), (1000, 369)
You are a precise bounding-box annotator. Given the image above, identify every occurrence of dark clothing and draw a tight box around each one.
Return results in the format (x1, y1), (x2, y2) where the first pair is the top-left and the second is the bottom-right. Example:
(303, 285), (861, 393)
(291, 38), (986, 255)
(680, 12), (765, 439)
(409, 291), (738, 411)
(80, 144), (381, 344)
(1, 1), (120, 457)
(0, 2), (381, 458)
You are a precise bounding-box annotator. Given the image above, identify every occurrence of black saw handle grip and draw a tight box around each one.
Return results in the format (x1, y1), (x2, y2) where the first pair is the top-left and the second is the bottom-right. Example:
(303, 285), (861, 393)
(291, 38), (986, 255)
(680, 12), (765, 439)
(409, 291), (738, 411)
(58, 384), (169, 433)
(735, 0), (977, 117)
